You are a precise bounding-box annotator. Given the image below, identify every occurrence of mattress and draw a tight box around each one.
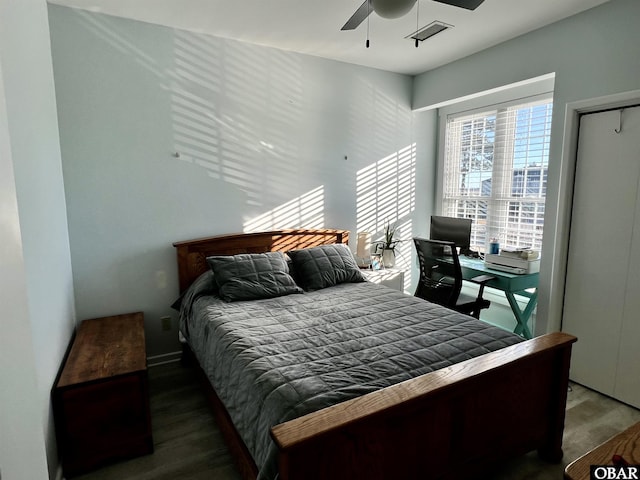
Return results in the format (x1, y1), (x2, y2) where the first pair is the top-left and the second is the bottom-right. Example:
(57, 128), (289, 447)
(178, 277), (523, 480)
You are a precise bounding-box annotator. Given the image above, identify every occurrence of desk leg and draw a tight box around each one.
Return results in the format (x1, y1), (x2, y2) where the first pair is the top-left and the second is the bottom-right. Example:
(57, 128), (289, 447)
(505, 290), (538, 339)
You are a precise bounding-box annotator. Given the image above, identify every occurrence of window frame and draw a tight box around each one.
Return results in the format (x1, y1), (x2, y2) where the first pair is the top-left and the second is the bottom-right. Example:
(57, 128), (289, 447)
(436, 91), (554, 252)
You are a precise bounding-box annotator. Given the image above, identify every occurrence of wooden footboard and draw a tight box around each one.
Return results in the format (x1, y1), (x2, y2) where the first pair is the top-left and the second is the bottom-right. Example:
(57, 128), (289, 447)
(271, 332), (576, 480)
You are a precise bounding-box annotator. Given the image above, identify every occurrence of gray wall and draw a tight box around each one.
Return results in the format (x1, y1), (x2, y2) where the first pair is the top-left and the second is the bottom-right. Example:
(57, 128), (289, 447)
(49, 6), (437, 357)
(0, 0), (75, 478)
(412, 0), (640, 335)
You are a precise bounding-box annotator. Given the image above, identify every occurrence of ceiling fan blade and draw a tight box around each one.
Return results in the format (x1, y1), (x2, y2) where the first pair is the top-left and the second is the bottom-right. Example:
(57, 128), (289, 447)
(432, 0), (485, 10)
(341, 0), (372, 31)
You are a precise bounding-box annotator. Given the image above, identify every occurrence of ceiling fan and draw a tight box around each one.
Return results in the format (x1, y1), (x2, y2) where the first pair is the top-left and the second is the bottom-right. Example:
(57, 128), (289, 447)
(341, 0), (485, 30)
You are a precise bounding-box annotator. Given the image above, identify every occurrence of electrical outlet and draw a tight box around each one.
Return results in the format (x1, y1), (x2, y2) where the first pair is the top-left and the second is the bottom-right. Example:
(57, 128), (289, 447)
(161, 316), (171, 331)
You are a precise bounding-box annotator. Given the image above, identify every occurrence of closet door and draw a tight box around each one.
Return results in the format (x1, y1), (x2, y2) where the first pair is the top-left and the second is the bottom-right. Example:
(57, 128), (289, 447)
(613, 107), (640, 407)
(562, 106), (640, 407)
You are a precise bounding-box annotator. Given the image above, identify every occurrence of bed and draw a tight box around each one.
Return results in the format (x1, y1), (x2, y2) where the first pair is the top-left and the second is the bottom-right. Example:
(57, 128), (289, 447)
(173, 228), (576, 480)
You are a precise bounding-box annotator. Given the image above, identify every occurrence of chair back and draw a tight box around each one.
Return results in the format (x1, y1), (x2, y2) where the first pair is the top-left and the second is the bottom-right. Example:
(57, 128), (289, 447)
(413, 237), (463, 308)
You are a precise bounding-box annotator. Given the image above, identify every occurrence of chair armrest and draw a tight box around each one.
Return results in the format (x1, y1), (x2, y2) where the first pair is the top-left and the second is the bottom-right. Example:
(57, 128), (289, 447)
(469, 274), (495, 286)
(468, 274), (496, 303)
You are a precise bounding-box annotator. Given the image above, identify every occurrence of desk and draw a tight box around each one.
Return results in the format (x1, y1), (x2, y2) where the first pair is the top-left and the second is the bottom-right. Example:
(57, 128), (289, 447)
(459, 257), (539, 339)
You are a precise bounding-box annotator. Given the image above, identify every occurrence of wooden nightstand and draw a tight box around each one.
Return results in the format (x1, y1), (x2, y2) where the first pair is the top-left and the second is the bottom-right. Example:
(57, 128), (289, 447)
(362, 268), (405, 292)
(53, 312), (153, 477)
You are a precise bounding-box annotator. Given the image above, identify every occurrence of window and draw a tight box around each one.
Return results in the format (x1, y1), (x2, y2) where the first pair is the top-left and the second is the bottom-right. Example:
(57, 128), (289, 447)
(441, 97), (553, 252)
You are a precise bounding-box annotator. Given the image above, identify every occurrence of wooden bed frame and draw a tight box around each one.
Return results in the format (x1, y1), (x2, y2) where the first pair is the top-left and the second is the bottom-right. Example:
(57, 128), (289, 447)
(173, 228), (577, 480)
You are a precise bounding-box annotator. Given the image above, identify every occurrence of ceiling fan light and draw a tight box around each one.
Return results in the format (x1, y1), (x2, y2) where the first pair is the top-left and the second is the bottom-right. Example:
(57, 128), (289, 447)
(371, 0), (417, 19)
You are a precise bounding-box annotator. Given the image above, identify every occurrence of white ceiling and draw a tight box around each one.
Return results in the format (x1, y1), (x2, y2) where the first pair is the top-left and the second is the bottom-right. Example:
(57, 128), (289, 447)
(47, 0), (611, 76)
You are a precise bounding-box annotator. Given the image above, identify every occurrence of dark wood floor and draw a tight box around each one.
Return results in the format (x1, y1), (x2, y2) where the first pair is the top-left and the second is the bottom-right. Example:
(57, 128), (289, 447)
(72, 361), (640, 480)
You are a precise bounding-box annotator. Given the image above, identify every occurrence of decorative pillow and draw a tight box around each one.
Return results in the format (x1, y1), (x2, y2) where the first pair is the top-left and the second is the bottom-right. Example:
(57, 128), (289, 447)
(206, 251), (302, 302)
(287, 243), (364, 291)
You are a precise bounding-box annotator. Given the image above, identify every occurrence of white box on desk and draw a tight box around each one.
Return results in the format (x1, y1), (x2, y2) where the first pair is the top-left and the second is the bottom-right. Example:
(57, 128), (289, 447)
(484, 253), (540, 273)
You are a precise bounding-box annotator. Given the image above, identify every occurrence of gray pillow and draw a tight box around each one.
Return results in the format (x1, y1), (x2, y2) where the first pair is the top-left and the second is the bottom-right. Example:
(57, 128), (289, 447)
(287, 243), (364, 291)
(170, 270), (217, 312)
(206, 251), (302, 302)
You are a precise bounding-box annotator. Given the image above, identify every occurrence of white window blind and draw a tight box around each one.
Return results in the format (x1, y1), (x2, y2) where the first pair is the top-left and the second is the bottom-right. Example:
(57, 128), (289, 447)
(442, 97), (553, 252)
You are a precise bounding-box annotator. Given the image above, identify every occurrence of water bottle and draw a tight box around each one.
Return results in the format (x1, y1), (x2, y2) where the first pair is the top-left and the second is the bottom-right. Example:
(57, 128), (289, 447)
(489, 238), (500, 255)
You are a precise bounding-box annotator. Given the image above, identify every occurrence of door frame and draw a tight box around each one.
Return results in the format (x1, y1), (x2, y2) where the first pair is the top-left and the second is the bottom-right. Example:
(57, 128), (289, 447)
(547, 89), (640, 334)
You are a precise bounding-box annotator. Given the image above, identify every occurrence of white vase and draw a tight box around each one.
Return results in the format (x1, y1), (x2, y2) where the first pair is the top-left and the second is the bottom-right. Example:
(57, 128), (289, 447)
(381, 249), (395, 268)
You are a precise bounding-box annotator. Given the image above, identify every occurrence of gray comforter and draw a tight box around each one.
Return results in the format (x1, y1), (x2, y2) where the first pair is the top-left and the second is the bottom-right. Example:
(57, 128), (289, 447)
(179, 277), (522, 480)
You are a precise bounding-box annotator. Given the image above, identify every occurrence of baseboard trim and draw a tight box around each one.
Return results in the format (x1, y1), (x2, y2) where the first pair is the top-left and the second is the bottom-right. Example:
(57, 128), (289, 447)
(147, 351), (182, 367)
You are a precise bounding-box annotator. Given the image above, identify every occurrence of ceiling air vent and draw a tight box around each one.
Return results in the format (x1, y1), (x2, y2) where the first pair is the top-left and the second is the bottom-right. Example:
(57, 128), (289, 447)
(407, 21), (452, 43)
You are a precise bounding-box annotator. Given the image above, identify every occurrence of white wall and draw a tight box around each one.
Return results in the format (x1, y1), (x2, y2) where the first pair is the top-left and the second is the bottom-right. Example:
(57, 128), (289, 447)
(0, 0), (75, 478)
(412, 0), (640, 335)
(48, 6), (437, 357)
(0, 63), (50, 480)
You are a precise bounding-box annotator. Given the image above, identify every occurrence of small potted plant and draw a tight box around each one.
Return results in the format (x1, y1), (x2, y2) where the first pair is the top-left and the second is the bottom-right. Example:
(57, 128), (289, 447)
(374, 221), (401, 268)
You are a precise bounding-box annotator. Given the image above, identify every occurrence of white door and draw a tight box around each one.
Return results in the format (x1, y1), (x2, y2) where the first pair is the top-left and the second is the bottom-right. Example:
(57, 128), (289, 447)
(562, 105), (640, 408)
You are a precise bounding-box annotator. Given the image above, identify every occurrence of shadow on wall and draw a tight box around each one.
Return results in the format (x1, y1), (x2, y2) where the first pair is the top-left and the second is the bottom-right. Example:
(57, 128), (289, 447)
(164, 29), (416, 238)
(164, 27), (418, 283)
(70, 8), (414, 237)
(244, 186), (325, 232)
(69, 9), (416, 318)
(168, 30), (306, 212)
(357, 143), (417, 290)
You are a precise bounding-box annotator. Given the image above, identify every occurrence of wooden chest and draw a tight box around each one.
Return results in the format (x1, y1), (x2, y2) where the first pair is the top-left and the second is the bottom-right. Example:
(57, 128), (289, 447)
(53, 312), (153, 477)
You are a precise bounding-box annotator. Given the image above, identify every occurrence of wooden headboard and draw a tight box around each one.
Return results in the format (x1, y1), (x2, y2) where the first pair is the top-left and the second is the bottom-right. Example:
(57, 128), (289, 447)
(173, 229), (349, 292)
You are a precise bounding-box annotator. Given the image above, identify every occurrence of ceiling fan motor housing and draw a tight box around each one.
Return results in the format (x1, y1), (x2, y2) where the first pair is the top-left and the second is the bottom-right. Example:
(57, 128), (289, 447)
(371, 0), (417, 19)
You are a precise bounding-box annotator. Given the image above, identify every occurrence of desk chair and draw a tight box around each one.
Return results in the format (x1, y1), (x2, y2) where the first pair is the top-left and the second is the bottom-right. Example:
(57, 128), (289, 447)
(413, 237), (494, 319)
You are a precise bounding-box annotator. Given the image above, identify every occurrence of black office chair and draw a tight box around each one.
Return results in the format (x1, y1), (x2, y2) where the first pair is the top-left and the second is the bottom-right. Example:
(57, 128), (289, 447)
(413, 237), (494, 319)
